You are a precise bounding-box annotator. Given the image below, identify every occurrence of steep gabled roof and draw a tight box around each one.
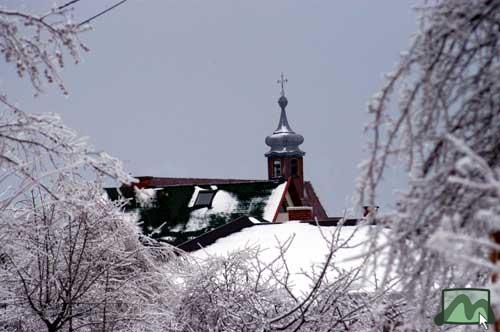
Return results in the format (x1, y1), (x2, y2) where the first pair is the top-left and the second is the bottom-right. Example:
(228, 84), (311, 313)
(105, 179), (287, 246)
(269, 177), (291, 222)
(302, 181), (328, 219)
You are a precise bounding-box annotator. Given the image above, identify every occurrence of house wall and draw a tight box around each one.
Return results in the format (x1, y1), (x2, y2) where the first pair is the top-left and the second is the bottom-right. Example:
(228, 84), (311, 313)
(276, 212), (289, 222)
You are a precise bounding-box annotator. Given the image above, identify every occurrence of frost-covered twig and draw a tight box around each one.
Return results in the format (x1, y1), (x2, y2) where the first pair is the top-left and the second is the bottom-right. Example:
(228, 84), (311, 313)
(358, 0), (500, 329)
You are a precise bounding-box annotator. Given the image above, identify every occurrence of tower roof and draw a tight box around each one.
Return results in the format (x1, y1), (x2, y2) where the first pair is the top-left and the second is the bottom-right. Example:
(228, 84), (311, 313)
(265, 74), (305, 157)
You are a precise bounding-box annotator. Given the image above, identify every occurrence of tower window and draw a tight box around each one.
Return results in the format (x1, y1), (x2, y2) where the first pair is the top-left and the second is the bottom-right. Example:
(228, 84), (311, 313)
(273, 160), (281, 178)
(291, 159), (298, 176)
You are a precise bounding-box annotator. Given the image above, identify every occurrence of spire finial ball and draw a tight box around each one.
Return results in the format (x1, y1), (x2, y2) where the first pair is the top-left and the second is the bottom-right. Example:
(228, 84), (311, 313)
(278, 95), (288, 109)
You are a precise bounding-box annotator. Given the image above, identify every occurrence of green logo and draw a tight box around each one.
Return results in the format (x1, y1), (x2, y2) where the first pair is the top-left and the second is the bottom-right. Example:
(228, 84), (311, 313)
(434, 288), (495, 329)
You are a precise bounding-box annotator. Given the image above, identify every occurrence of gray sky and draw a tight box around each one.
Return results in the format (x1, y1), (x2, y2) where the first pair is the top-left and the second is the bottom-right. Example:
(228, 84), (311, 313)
(3, 0), (417, 216)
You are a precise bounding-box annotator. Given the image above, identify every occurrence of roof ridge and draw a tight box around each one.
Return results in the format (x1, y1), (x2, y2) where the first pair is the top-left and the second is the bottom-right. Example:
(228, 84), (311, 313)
(134, 176), (279, 188)
(136, 176), (266, 182)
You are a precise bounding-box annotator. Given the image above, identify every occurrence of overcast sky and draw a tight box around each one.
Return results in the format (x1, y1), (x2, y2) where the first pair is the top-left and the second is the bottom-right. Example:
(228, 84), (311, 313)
(3, 1), (418, 216)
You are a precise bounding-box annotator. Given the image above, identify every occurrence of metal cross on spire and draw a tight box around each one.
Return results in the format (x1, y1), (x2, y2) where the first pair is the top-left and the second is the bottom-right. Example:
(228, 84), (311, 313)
(277, 72), (288, 97)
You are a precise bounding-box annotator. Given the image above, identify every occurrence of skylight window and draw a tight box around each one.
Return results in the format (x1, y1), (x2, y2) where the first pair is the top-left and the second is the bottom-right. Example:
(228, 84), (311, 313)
(194, 191), (216, 207)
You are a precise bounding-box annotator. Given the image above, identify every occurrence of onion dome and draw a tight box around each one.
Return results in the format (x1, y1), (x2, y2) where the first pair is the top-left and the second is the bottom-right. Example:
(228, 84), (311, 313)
(265, 93), (305, 157)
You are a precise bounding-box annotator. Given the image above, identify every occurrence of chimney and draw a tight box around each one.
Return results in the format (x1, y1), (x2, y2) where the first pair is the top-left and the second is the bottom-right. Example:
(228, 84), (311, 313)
(287, 206), (313, 221)
(363, 205), (379, 217)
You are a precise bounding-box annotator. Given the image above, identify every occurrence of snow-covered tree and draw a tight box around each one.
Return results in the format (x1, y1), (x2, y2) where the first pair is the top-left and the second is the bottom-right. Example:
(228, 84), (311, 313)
(359, 0), (500, 329)
(0, 2), (133, 211)
(173, 228), (400, 331)
(1, 2), (86, 96)
(0, 3), (178, 331)
(0, 179), (176, 332)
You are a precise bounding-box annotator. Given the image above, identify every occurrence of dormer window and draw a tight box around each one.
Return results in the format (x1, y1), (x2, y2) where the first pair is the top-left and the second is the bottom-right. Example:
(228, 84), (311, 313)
(273, 160), (281, 178)
(194, 190), (216, 208)
(291, 159), (298, 176)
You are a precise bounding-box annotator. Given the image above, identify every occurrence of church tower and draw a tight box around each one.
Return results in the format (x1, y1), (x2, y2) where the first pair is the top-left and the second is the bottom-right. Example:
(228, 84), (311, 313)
(265, 73), (306, 199)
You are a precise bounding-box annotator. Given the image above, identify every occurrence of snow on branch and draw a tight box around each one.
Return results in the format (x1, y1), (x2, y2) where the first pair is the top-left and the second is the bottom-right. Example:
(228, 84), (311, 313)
(0, 4), (88, 96)
(357, 0), (500, 329)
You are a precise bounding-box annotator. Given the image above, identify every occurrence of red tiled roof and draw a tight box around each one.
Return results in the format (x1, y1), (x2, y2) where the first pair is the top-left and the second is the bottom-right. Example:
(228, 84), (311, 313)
(133, 176), (271, 188)
(303, 181), (328, 220)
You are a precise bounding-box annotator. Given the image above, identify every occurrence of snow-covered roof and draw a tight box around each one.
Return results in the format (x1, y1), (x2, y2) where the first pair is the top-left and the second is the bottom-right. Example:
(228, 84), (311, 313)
(192, 221), (388, 295)
(105, 179), (288, 245)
